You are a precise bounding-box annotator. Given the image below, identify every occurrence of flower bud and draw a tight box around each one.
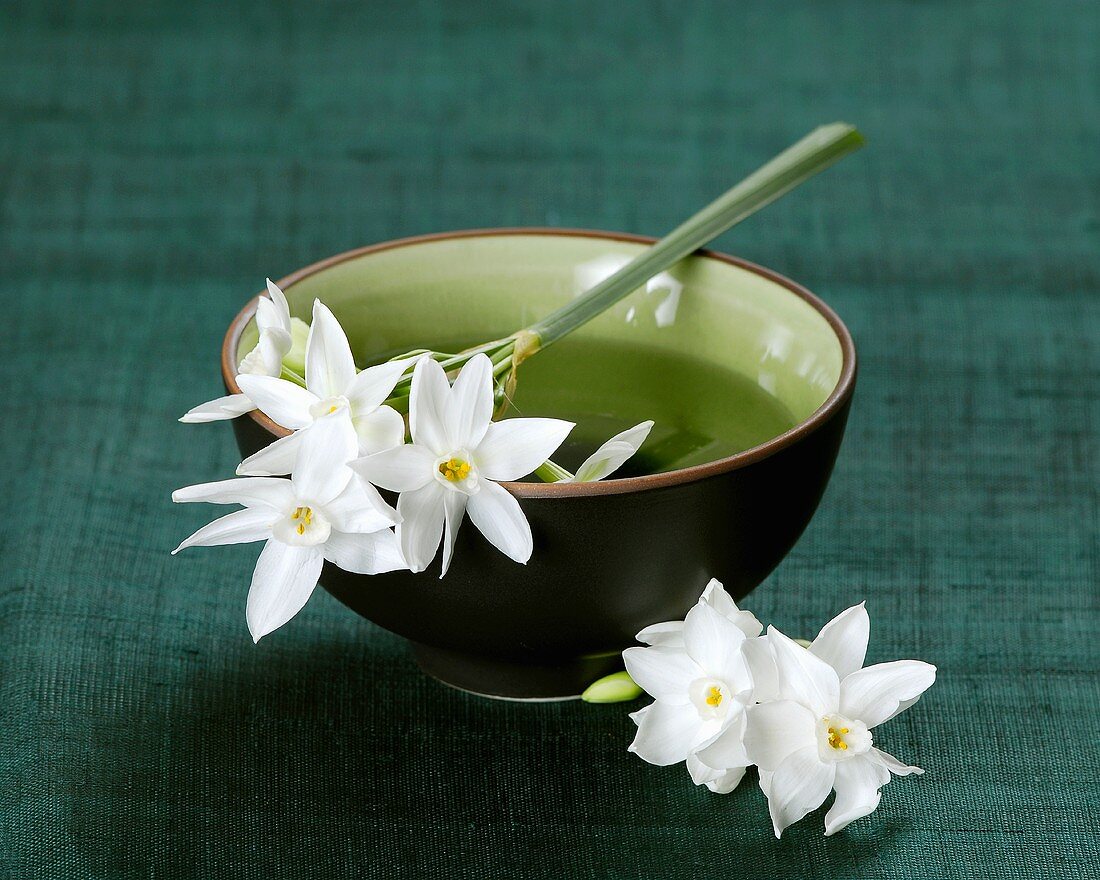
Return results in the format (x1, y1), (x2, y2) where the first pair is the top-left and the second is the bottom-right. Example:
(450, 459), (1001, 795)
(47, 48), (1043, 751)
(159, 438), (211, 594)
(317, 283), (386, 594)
(581, 671), (643, 704)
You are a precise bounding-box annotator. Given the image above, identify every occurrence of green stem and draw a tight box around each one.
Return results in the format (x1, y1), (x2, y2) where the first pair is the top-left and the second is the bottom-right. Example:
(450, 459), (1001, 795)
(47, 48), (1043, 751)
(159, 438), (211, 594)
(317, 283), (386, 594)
(533, 460), (574, 482)
(367, 124), (863, 479)
(525, 123), (864, 350)
(279, 365), (306, 386)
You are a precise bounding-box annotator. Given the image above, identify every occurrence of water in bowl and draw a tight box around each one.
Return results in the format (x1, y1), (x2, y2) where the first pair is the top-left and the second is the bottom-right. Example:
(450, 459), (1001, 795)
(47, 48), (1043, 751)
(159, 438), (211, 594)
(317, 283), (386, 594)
(505, 338), (798, 477)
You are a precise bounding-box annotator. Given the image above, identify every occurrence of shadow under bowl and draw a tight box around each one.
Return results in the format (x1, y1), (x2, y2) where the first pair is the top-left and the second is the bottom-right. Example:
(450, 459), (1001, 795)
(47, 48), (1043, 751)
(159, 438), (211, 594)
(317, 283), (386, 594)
(222, 229), (857, 700)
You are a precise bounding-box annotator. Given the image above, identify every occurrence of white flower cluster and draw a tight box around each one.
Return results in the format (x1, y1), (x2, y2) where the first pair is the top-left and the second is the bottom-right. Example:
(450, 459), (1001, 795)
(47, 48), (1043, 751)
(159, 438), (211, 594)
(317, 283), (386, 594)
(623, 580), (936, 837)
(173, 284), (653, 642)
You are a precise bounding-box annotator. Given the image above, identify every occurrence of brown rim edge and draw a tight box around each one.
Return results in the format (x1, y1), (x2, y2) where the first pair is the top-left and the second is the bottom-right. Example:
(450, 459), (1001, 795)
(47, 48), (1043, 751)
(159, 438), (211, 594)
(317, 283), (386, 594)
(222, 228), (857, 499)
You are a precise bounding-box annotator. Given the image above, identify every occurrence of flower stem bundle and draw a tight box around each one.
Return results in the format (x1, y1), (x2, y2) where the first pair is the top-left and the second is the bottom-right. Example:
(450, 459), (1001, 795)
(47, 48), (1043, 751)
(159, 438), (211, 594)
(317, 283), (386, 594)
(288, 124), (865, 419)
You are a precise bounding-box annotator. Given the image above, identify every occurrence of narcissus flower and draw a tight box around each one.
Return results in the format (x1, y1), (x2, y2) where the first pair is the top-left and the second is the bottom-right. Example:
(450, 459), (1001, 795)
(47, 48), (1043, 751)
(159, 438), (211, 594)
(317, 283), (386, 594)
(172, 412), (404, 641)
(351, 354), (573, 577)
(635, 578), (763, 646)
(180, 279), (305, 423)
(235, 300), (415, 474)
(623, 587), (759, 794)
(742, 604), (936, 837)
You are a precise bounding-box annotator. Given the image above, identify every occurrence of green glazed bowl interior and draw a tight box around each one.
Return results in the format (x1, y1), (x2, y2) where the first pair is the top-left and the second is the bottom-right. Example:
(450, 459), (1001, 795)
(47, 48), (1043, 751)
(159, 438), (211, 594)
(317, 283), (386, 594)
(231, 230), (853, 492)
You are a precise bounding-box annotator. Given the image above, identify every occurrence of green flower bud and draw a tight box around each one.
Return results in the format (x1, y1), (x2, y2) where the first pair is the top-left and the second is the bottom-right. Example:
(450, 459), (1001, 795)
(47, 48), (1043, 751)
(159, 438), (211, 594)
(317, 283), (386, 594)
(582, 670), (643, 704)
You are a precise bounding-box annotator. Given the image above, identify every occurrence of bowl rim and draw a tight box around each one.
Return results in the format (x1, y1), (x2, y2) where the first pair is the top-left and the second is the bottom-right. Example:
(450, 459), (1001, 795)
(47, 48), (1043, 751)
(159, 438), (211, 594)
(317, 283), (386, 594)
(222, 228), (857, 498)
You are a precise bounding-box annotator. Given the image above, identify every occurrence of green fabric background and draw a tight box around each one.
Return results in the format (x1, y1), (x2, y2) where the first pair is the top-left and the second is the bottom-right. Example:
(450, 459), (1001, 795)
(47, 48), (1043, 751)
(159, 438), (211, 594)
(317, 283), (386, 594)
(1, 1), (1097, 877)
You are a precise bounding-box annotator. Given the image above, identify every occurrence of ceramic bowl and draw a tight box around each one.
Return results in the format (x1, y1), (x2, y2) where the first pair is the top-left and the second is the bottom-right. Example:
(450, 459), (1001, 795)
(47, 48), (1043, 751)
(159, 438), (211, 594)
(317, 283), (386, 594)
(222, 230), (856, 700)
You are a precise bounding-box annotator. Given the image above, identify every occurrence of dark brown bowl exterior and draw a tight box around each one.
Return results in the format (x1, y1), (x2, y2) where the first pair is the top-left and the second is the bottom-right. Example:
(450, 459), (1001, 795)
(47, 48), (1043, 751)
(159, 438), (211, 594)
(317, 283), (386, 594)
(224, 230), (857, 699)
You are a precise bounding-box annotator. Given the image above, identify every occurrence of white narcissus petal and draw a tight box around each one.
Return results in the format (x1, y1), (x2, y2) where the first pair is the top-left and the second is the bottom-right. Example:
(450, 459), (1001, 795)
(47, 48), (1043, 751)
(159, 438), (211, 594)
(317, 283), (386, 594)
(743, 700), (818, 771)
(254, 296), (282, 335)
(172, 477), (294, 511)
(238, 330), (287, 378)
(701, 578), (763, 638)
(464, 478), (533, 564)
(351, 444), (435, 493)
(323, 477), (399, 534)
(880, 697), (921, 725)
(824, 754), (891, 836)
(444, 352), (494, 450)
(687, 751), (720, 786)
(687, 752), (748, 794)
(291, 412), (356, 505)
(236, 430), (304, 476)
(408, 357), (451, 454)
(352, 405), (406, 456)
(180, 393), (255, 423)
(839, 660), (937, 728)
(871, 747), (924, 777)
(704, 766), (746, 795)
(763, 745), (836, 838)
(345, 358), (416, 415)
(172, 507), (277, 554)
(264, 278), (292, 330)
(768, 626), (841, 717)
(573, 420), (653, 482)
(596, 420), (653, 454)
(439, 490), (467, 578)
(246, 540), (325, 642)
(573, 440), (634, 482)
(621, 646), (699, 705)
(475, 418), (575, 481)
(235, 375), (317, 430)
(635, 620), (684, 647)
(396, 482), (446, 573)
(305, 300), (357, 400)
(254, 296), (292, 340)
(810, 602), (870, 680)
(743, 636), (780, 702)
(323, 529), (407, 575)
(694, 709), (750, 771)
(683, 599), (747, 679)
(627, 702), (704, 766)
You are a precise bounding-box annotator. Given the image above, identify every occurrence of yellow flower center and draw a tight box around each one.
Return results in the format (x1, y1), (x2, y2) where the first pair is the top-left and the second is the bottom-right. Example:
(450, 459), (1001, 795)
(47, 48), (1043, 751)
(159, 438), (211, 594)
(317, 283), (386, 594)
(705, 685), (723, 707)
(438, 457), (471, 482)
(826, 724), (851, 751)
(291, 505), (314, 536)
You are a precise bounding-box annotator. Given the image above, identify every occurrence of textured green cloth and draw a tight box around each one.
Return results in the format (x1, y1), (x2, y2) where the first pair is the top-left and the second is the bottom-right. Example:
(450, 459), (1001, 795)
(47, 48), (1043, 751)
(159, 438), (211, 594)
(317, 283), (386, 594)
(1, 1), (1097, 877)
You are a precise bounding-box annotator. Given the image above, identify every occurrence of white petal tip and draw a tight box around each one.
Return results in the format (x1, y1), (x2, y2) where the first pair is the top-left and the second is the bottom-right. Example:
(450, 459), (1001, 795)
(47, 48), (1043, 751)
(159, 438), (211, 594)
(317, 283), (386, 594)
(179, 414), (221, 424)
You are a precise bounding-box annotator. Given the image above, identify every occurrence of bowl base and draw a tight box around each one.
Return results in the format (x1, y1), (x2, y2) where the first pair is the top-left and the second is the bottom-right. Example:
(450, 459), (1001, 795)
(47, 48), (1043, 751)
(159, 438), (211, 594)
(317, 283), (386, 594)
(411, 642), (623, 701)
